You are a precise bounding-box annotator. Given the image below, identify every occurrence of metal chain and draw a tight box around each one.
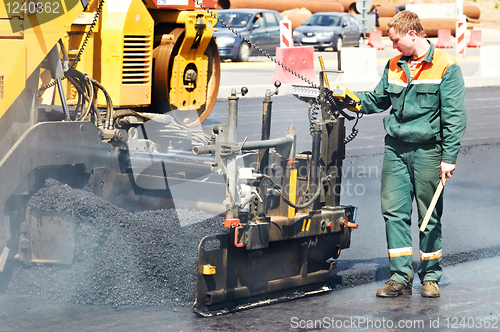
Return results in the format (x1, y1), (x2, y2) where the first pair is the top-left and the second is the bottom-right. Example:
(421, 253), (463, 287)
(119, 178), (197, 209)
(39, 0), (105, 92)
(197, 0), (363, 143)
(192, 0), (318, 88)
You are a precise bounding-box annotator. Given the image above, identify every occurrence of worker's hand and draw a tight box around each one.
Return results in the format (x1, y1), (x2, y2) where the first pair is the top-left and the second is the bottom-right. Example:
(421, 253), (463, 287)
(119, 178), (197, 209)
(337, 98), (361, 111)
(440, 161), (455, 185)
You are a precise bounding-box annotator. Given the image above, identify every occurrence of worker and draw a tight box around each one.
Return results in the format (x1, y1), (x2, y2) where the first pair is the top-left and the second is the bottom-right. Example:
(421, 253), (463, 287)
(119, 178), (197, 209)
(369, 5), (380, 28)
(354, 11), (467, 298)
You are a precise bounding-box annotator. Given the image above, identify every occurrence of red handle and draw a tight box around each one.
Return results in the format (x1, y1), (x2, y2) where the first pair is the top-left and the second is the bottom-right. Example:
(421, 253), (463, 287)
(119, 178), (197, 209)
(234, 224), (244, 247)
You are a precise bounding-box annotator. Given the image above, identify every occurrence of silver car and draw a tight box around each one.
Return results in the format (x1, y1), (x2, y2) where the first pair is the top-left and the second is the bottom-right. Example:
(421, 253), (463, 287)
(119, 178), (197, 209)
(293, 12), (363, 51)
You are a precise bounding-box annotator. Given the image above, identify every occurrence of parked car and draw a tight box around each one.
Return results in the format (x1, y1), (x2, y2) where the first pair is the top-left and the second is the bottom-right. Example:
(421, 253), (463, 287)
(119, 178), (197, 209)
(213, 9), (282, 62)
(293, 12), (363, 51)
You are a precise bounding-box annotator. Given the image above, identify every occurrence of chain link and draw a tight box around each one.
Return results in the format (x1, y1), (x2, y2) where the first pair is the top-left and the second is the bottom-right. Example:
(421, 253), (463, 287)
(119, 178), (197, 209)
(39, 0), (105, 92)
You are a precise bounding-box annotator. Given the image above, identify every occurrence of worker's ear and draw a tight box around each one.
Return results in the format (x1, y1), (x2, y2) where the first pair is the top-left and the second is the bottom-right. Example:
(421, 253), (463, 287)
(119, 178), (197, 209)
(408, 30), (417, 41)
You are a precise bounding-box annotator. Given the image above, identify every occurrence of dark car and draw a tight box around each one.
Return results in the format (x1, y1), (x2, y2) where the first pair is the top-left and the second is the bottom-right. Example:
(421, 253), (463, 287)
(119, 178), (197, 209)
(293, 12), (363, 51)
(213, 9), (282, 62)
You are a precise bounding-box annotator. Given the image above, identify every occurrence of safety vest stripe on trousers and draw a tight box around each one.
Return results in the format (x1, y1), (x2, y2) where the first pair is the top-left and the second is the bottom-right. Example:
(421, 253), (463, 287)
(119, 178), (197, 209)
(420, 249), (442, 260)
(388, 247), (413, 258)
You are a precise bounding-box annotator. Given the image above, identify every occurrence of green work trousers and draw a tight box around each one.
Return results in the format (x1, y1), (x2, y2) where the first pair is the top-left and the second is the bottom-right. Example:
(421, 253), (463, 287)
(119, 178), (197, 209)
(381, 135), (443, 287)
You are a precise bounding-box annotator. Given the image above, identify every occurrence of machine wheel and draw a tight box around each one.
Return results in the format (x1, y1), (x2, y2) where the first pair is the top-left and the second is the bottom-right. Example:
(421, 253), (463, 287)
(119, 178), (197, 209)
(333, 36), (343, 52)
(356, 35), (364, 47)
(236, 42), (251, 62)
(152, 28), (221, 127)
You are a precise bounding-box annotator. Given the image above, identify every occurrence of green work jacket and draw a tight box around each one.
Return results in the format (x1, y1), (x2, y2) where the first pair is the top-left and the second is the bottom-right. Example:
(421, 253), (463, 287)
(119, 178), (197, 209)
(357, 42), (467, 164)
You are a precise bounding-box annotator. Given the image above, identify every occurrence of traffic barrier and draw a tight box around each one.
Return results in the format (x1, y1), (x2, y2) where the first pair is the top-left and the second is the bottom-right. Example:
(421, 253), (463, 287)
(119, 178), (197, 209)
(367, 30), (384, 50)
(467, 30), (485, 48)
(466, 46), (500, 87)
(280, 16), (293, 48)
(331, 48), (380, 91)
(272, 46), (316, 84)
(477, 46), (500, 77)
(435, 29), (454, 49)
(456, 20), (467, 56)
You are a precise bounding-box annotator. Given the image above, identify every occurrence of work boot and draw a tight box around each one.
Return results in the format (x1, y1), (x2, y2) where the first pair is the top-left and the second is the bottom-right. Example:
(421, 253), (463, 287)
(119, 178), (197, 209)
(376, 280), (412, 297)
(421, 280), (440, 298)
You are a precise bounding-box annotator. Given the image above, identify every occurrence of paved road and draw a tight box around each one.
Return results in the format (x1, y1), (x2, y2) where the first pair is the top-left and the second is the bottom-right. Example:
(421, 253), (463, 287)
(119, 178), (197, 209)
(2, 87), (499, 331)
(2, 255), (500, 331)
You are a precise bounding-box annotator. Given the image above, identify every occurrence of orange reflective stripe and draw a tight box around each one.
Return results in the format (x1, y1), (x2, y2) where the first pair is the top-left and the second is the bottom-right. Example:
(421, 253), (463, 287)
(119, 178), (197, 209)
(417, 48), (458, 81)
(420, 249), (442, 260)
(387, 48), (458, 86)
(388, 247), (413, 258)
(388, 56), (407, 85)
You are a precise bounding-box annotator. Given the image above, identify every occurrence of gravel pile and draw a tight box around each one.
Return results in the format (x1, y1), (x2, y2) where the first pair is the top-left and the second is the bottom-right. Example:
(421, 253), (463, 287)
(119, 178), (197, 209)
(6, 179), (227, 307)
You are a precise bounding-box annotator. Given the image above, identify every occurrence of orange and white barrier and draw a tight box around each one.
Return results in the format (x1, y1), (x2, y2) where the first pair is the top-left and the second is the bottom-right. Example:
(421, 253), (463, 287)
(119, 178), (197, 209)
(456, 19), (467, 56)
(280, 16), (293, 48)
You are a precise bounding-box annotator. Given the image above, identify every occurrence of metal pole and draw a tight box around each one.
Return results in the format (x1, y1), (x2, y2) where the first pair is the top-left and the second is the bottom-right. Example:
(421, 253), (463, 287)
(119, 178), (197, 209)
(227, 89), (238, 144)
(225, 89), (239, 219)
(56, 79), (71, 120)
(362, 0), (366, 42)
(258, 90), (273, 217)
(456, 0), (464, 18)
(310, 127), (322, 211)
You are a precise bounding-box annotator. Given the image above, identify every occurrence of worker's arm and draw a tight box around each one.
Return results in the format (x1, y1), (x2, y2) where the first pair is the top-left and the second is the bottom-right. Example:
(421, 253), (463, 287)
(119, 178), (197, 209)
(356, 63), (392, 115)
(439, 64), (467, 165)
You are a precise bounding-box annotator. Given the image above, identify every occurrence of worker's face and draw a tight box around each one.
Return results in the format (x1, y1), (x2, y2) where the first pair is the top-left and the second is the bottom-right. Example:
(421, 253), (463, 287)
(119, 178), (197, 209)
(388, 27), (415, 56)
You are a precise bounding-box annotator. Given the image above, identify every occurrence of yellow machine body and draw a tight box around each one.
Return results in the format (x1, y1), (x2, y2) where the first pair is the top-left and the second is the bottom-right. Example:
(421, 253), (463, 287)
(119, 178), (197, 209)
(97, 0), (154, 106)
(0, 1), (84, 119)
(60, 0), (219, 117)
(331, 86), (361, 112)
(163, 10), (216, 112)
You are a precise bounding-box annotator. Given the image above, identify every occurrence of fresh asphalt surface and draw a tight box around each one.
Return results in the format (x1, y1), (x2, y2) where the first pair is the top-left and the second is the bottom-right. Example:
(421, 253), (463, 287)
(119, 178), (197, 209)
(1, 53), (500, 330)
(2, 88), (499, 331)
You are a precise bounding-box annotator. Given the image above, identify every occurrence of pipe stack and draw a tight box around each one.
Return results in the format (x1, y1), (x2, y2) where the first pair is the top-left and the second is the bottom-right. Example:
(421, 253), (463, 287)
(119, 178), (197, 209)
(216, 0), (481, 37)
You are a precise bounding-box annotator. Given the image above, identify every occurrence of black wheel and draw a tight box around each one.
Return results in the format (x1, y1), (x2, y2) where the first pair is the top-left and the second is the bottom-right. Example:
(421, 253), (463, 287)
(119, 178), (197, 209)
(236, 42), (251, 62)
(356, 35), (364, 47)
(333, 36), (343, 52)
(317, 47), (326, 52)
